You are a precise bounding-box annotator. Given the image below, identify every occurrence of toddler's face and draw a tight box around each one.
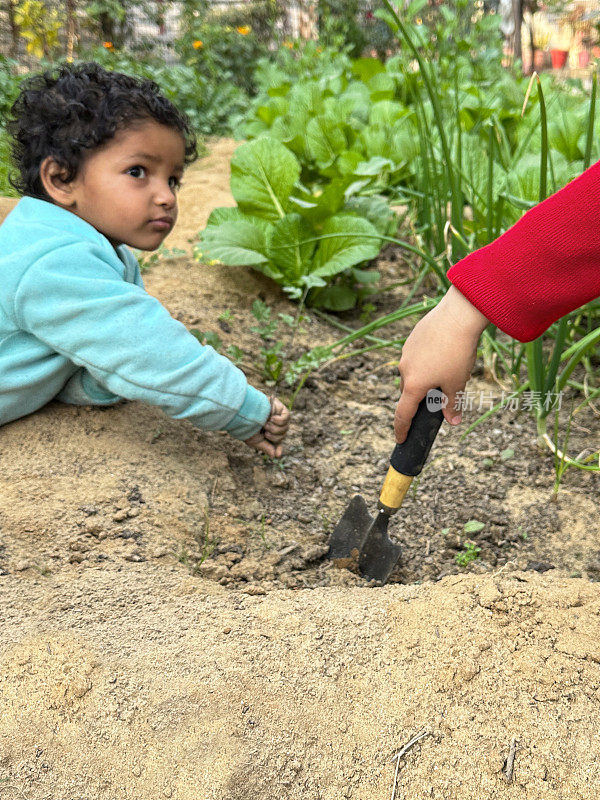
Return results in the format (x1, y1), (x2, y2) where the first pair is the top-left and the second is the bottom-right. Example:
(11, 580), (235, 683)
(64, 120), (186, 251)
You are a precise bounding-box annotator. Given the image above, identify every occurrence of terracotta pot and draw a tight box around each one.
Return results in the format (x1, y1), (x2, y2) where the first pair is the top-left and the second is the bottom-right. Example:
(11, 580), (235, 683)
(550, 48), (568, 69)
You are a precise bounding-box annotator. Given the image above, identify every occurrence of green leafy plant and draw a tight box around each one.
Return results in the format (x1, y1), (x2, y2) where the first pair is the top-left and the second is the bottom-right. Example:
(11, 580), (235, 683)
(455, 541), (481, 567)
(195, 137), (385, 311)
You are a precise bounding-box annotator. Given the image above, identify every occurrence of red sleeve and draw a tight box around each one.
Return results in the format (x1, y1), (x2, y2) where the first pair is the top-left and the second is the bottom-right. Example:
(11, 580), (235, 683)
(447, 159), (600, 342)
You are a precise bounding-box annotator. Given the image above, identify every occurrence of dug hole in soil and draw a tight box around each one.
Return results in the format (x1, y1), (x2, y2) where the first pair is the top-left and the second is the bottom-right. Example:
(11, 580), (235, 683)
(1, 139), (599, 799)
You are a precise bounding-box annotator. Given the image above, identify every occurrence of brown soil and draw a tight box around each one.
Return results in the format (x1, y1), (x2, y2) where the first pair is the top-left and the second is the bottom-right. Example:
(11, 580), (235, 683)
(1, 138), (599, 799)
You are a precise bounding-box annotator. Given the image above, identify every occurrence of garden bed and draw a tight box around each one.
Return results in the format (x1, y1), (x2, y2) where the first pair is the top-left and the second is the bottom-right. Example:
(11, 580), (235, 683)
(0, 139), (599, 799)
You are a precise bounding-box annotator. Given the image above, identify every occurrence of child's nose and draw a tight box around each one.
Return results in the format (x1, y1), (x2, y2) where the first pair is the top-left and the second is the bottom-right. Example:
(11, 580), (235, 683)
(154, 181), (176, 206)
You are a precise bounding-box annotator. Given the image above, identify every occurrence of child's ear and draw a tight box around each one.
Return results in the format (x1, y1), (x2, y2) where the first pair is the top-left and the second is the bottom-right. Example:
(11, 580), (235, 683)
(39, 156), (77, 207)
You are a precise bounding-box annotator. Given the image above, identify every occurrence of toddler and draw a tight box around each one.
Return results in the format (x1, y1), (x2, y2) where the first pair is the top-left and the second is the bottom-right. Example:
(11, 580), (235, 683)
(0, 62), (289, 457)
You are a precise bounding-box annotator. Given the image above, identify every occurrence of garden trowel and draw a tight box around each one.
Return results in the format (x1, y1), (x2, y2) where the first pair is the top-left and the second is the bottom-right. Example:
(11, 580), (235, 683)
(328, 389), (445, 584)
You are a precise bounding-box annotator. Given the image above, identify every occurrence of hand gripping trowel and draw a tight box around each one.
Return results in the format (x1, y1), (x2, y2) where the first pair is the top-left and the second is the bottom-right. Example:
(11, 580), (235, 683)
(328, 389), (445, 584)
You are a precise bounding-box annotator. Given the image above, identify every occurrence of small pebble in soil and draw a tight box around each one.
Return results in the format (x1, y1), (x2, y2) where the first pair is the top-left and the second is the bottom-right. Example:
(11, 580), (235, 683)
(124, 552), (145, 563)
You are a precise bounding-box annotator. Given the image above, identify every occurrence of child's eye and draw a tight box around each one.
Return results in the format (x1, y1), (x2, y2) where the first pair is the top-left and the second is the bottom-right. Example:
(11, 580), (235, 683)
(127, 165), (146, 179)
(169, 176), (183, 191)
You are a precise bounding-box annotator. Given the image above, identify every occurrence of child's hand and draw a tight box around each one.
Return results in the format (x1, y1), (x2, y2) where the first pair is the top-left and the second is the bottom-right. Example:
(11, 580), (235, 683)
(244, 397), (290, 458)
(394, 286), (488, 443)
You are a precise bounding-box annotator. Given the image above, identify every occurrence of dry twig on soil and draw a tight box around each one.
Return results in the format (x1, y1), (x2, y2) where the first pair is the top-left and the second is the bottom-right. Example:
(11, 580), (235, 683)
(503, 737), (518, 783)
(389, 729), (430, 800)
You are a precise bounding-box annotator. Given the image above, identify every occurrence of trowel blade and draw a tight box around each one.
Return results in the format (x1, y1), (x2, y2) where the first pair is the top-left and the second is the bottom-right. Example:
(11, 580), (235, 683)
(358, 510), (402, 584)
(327, 494), (373, 561)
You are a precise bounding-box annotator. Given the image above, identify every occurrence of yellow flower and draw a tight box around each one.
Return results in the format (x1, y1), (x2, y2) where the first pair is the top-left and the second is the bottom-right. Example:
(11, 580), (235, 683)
(193, 40), (203, 49)
(283, 40), (293, 49)
(103, 41), (113, 49)
(236, 25), (251, 35)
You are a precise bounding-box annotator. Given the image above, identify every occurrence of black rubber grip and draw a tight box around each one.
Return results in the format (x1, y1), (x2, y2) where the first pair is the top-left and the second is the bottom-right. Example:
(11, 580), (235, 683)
(390, 388), (444, 476)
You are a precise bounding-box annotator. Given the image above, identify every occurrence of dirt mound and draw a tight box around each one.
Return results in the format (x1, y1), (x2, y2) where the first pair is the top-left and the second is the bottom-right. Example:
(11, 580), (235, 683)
(2, 568), (600, 798)
(1, 139), (599, 799)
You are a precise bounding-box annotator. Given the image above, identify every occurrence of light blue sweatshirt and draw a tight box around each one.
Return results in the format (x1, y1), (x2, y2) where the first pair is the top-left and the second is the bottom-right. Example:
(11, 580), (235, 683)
(0, 196), (271, 439)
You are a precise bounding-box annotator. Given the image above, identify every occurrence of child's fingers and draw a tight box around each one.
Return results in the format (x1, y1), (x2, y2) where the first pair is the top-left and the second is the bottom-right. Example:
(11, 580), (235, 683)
(442, 386), (463, 426)
(244, 432), (283, 458)
(266, 414), (288, 428)
(256, 439), (283, 458)
(264, 419), (289, 433)
(263, 424), (287, 443)
(270, 397), (288, 415)
(394, 386), (425, 443)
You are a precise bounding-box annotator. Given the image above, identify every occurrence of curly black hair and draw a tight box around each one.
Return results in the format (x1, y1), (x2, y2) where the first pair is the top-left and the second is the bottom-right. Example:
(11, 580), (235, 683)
(6, 61), (198, 201)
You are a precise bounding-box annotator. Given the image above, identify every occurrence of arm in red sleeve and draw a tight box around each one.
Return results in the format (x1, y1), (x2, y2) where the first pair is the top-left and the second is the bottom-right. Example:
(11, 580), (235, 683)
(447, 159), (600, 342)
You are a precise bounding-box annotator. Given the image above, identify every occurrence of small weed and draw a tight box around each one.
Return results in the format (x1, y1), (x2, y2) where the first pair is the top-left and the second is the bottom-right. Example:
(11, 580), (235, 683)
(31, 563), (52, 577)
(150, 427), (164, 443)
(219, 308), (234, 322)
(226, 344), (245, 366)
(455, 541), (481, 567)
(175, 545), (192, 567)
(190, 329), (223, 350)
(134, 244), (187, 273)
(319, 511), (334, 535)
(269, 456), (289, 471)
(251, 300), (286, 385)
(249, 515), (272, 550)
(518, 526), (529, 540)
(194, 507), (218, 566)
(360, 302), (376, 323)
(174, 509), (218, 571)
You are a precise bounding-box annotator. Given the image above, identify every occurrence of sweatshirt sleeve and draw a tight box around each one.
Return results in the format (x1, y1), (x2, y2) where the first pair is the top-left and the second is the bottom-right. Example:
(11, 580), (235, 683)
(13, 241), (271, 440)
(447, 159), (600, 342)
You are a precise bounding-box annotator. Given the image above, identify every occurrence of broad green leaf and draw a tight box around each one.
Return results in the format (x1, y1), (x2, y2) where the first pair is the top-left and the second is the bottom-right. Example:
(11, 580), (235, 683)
(354, 156), (395, 176)
(230, 138), (300, 222)
(367, 72), (396, 101)
(369, 100), (406, 126)
(266, 214), (316, 284)
(270, 115), (308, 156)
(289, 81), (327, 119)
(205, 207), (250, 227)
(337, 150), (364, 176)
(312, 215), (381, 279)
(297, 180), (347, 222)
(351, 267), (380, 284)
(197, 219), (277, 275)
(306, 114), (347, 168)
(345, 195), (396, 235)
(361, 126), (393, 160)
(257, 97), (289, 127)
(312, 284), (357, 311)
(351, 57), (386, 83)
(390, 125), (421, 169)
